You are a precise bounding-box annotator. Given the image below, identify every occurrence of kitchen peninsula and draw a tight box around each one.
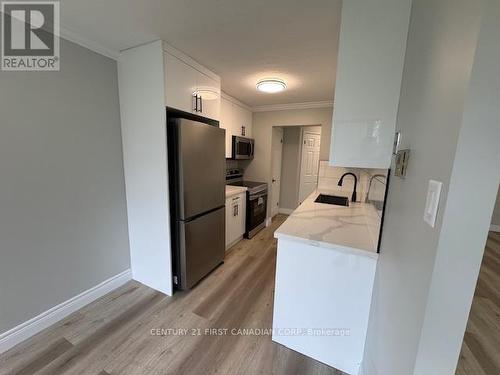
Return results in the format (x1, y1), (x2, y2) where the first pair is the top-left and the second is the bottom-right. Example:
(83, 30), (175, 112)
(272, 188), (381, 375)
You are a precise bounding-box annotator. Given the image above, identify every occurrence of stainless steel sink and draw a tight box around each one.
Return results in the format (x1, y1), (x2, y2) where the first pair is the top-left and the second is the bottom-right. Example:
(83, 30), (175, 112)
(314, 194), (349, 206)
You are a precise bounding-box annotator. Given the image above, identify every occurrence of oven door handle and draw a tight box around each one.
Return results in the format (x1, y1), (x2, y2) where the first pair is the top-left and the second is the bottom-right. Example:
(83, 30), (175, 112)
(249, 192), (267, 201)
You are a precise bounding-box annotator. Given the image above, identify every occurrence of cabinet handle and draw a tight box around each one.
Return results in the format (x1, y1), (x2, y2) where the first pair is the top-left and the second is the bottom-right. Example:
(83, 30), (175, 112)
(199, 95), (203, 113)
(193, 94), (198, 112)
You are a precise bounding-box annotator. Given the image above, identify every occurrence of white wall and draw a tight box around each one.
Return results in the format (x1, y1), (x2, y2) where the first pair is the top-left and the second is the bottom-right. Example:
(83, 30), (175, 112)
(279, 127), (302, 211)
(0, 39), (130, 334)
(118, 41), (173, 296)
(413, 0), (500, 371)
(279, 125), (322, 211)
(245, 107), (333, 217)
(363, 0), (500, 374)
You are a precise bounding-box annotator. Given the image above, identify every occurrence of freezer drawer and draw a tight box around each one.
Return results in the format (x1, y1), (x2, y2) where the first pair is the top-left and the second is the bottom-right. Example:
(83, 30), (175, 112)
(177, 207), (225, 289)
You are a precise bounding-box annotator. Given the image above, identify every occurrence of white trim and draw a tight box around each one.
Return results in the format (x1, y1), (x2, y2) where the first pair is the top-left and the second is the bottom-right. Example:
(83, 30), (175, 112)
(359, 356), (378, 375)
(0, 269), (132, 354)
(278, 208), (294, 215)
(221, 91), (252, 112)
(252, 101), (333, 112)
(162, 41), (220, 83)
(59, 25), (120, 60)
(490, 224), (500, 232)
(225, 235), (244, 251)
(266, 217), (272, 227)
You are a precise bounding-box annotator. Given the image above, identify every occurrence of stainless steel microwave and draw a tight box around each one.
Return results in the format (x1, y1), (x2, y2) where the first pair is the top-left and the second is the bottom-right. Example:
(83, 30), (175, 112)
(232, 136), (254, 160)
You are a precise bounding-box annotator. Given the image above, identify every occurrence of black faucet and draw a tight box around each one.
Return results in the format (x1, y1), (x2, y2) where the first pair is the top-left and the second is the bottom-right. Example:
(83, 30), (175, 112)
(338, 172), (358, 202)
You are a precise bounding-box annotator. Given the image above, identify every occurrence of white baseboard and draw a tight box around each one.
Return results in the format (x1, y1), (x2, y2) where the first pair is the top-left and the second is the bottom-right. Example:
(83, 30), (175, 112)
(359, 356), (378, 375)
(490, 224), (500, 232)
(225, 235), (244, 251)
(266, 217), (272, 227)
(278, 208), (294, 215)
(0, 269), (132, 354)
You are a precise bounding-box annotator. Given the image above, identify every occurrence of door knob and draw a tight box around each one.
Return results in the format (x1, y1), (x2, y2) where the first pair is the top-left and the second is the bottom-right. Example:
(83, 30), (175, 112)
(272, 179), (276, 183)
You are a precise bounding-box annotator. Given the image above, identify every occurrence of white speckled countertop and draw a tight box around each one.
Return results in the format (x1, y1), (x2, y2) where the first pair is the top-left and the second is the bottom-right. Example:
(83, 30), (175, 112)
(274, 189), (381, 258)
(225, 185), (247, 198)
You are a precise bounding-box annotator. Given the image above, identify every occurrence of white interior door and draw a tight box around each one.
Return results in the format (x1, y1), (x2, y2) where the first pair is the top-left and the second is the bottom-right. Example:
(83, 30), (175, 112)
(298, 130), (321, 204)
(271, 127), (284, 217)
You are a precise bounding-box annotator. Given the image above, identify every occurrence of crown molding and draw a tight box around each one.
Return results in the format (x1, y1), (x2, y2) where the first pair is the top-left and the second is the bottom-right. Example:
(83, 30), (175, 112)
(162, 41), (220, 83)
(252, 100), (333, 112)
(221, 91), (252, 112)
(59, 24), (120, 60)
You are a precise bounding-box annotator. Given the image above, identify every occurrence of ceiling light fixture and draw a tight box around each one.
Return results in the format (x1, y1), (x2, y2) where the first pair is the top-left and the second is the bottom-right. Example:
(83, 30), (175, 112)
(256, 78), (287, 93)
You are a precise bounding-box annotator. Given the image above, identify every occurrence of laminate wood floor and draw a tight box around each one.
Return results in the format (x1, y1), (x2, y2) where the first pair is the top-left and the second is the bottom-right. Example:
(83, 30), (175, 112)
(0, 214), (344, 375)
(456, 231), (500, 375)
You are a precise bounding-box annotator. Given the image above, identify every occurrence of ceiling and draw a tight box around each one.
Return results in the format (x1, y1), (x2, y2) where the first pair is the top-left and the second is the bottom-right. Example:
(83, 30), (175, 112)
(60, 0), (342, 107)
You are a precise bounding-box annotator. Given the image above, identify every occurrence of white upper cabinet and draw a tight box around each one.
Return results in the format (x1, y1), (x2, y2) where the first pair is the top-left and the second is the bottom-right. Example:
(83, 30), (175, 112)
(195, 71), (221, 121)
(163, 45), (221, 120)
(164, 53), (197, 114)
(220, 94), (252, 158)
(329, 0), (412, 169)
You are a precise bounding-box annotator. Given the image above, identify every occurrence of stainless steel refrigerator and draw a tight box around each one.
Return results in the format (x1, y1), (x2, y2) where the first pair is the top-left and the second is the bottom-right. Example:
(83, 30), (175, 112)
(167, 112), (226, 290)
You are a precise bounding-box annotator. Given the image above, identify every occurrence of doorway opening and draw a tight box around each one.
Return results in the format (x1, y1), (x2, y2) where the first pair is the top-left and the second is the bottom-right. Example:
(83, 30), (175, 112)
(456, 186), (500, 374)
(270, 125), (322, 217)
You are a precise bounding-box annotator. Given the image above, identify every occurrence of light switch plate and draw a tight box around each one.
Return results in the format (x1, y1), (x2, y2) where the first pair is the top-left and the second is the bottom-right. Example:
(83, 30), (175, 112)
(424, 180), (443, 227)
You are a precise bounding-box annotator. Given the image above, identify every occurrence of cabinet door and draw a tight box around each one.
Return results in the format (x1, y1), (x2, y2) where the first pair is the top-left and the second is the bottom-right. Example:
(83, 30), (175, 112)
(220, 98), (252, 158)
(196, 71), (221, 121)
(237, 193), (246, 238)
(226, 195), (244, 247)
(220, 97), (235, 158)
(225, 198), (232, 247)
(329, 0), (411, 168)
(242, 107), (252, 138)
(164, 53), (197, 113)
(232, 104), (252, 138)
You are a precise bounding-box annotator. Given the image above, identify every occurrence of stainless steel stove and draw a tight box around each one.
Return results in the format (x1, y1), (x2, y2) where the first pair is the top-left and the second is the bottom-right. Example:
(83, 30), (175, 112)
(226, 169), (268, 238)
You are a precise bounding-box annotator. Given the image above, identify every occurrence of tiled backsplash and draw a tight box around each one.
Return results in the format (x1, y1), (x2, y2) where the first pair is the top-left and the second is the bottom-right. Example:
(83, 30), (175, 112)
(318, 161), (388, 211)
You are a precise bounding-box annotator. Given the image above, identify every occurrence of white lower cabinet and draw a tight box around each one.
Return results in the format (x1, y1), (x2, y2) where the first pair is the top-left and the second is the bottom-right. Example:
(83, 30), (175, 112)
(225, 193), (246, 249)
(272, 238), (377, 375)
